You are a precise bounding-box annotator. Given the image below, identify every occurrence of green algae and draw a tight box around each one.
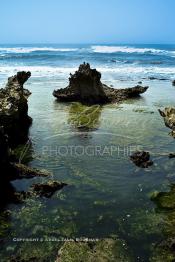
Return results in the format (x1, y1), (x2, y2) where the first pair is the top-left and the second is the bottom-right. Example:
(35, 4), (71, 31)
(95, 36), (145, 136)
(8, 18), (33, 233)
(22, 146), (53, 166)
(150, 184), (175, 261)
(68, 102), (102, 130)
(0, 211), (11, 238)
(151, 184), (175, 210)
(56, 238), (134, 262)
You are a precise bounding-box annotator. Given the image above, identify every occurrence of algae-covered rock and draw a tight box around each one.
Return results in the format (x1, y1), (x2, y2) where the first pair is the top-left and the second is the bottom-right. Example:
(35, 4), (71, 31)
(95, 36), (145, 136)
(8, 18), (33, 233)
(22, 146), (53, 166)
(56, 239), (133, 262)
(53, 63), (148, 105)
(158, 107), (175, 138)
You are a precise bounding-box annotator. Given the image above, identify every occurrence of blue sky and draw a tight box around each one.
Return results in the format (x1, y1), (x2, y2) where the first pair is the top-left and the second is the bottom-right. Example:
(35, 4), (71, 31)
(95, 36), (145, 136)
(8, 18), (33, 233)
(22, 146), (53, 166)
(0, 0), (175, 44)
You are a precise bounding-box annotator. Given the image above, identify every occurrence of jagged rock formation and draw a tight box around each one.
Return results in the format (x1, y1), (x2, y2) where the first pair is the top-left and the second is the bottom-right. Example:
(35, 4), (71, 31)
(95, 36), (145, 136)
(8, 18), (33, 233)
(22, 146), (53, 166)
(0, 71), (32, 147)
(53, 63), (148, 105)
(158, 107), (175, 137)
(0, 72), (67, 206)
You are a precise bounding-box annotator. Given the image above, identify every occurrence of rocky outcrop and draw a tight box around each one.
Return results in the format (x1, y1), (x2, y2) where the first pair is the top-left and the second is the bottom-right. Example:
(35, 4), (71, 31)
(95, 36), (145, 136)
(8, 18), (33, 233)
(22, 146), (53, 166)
(172, 80), (175, 86)
(158, 107), (175, 137)
(0, 71), (32, 147)
(53, 63), (148, 105)
(130, 151), (153, 168)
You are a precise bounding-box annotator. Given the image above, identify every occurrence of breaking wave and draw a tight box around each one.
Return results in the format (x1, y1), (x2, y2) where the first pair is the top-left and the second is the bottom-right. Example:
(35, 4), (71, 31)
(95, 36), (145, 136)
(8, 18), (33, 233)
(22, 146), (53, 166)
(0, 47), (78, 54)
(91, 45), (175, 55)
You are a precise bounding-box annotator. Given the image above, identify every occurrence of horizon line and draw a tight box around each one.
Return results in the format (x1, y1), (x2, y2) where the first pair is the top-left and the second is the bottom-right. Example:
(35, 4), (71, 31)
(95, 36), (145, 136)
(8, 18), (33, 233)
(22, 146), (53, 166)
(0, 42), (175, 45)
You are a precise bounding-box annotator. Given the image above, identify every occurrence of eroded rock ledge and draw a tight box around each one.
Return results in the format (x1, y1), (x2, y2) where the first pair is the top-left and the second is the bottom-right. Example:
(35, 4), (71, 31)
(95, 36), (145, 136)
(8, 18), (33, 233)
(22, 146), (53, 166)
(53, 63), (148, 105)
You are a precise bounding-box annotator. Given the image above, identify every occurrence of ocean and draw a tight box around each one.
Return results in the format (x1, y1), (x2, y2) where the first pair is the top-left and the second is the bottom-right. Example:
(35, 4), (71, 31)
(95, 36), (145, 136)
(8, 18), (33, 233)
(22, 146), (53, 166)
(0, 44), (175, 261)
(0, 44), (175, 81)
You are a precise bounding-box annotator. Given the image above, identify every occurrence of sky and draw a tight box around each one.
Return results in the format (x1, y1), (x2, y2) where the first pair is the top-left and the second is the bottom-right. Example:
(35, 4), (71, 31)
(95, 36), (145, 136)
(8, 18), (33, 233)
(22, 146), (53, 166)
(0, 0), (175, 44)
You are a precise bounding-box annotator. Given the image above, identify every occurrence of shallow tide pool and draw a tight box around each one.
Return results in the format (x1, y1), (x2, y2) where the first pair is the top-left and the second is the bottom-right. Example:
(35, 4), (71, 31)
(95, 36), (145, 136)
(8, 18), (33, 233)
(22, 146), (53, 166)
(1, 74), (175, 261)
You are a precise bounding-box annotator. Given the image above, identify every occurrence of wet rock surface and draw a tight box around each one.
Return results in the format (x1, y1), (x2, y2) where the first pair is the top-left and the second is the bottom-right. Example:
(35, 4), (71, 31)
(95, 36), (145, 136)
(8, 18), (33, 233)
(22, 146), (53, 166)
(158, 107), (175, 137)
(130, 151), (153, 168)
(53, 63), (148, 105)
(0, 71), (32, 147)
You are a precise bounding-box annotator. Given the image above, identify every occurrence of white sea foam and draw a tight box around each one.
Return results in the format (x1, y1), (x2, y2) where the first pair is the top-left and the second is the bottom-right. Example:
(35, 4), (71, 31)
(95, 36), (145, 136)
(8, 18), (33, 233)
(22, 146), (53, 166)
(0, 65), (175, 78)
(0, 47), (78, 53)
(91, 45), (169, 54)
(0, 66), (77, 77)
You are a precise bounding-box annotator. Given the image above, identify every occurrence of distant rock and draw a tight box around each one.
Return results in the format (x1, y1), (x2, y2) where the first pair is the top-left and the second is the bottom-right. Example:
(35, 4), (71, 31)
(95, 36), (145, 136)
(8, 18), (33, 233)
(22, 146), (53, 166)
(148, 76), (167, 81)
(53, 63), (148, 105)
(130, 151), (153, 168)
(0, 71), (32, 147)
(172, 80), (175, 86)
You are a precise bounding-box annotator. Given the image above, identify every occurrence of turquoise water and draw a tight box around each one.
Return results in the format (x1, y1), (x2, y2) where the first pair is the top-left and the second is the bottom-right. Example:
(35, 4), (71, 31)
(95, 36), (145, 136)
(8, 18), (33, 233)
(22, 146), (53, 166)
(0, 44), (175, 261)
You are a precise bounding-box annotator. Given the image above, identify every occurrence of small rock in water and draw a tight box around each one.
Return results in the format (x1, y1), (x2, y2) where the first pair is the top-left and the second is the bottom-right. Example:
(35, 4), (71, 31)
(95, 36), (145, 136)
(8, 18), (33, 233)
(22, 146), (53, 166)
(169, 153), (175, 158)
(130, 151), (153, 168)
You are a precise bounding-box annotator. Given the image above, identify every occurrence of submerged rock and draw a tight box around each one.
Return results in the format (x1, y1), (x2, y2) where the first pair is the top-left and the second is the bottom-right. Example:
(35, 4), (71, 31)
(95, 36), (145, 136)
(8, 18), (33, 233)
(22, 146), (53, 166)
(151, 184), (175, 210)
(53, 63), (148, 105)
(13, 181), (67, 202)
(68, 103), (102, 131)
(158, 107), (175, 137)
(30, 181), (67, 198)
(0, 71), (32, 147)
(130, 151), (153, 168)
(150, 184), (175, 261)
